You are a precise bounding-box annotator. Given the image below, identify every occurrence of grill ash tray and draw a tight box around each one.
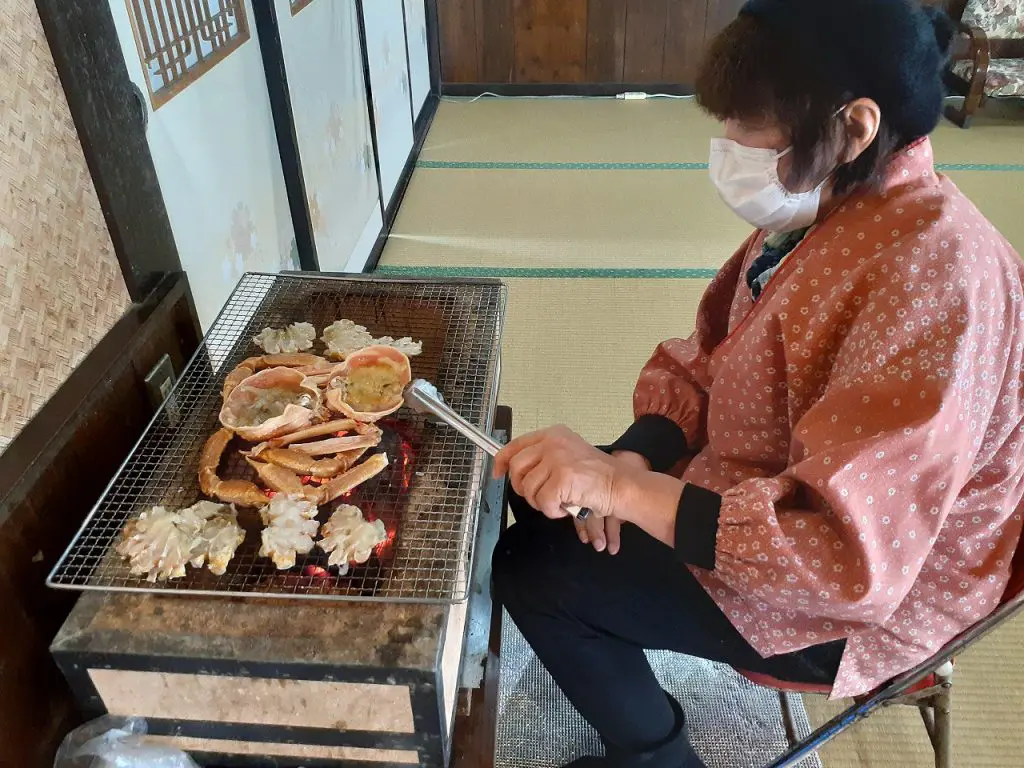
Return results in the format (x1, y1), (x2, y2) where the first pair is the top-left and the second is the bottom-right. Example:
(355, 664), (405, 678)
(47, 273), (506, 604)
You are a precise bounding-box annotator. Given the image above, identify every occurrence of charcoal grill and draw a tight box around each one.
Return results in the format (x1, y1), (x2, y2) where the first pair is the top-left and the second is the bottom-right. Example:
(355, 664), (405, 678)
(47, 273), (506, 604)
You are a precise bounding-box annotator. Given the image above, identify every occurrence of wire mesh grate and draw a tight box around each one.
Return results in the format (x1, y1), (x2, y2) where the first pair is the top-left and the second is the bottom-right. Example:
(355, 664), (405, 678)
(47, 273), (506, 603)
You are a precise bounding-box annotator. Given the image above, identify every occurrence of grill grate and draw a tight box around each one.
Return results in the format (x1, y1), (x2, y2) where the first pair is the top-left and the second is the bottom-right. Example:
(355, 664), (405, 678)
(47, 273), (506, 603)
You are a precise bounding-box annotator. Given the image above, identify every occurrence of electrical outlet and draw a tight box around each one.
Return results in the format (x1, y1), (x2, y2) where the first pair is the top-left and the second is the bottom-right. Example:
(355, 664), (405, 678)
(144, 354), (179, 424)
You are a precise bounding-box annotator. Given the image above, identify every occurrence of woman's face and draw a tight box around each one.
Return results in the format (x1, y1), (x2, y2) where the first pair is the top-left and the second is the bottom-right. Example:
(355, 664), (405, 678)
(723, 117), (813, 193)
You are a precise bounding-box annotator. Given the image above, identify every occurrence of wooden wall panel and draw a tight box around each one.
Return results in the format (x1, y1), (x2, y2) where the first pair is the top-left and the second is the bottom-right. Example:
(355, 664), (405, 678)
(438, 0), (478, 82)
(586, 0), (627, 82)
(512, 0), (588, 83)
(479, 0), (516, 82)
(663, 0), (709, 83)
(436, 0), (737, 86)
(622, 0), (670, 82)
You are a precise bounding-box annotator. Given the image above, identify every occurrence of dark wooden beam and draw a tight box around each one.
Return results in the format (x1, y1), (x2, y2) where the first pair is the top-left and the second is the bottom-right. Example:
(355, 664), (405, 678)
(251, 1), (319, 272)
(0, 272), (202, 763)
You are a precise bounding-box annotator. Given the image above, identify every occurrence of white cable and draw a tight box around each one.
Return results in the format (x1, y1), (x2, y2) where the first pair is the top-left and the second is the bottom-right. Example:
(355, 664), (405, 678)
(616, 92), (694, 101)
(442, 92), (617, 103)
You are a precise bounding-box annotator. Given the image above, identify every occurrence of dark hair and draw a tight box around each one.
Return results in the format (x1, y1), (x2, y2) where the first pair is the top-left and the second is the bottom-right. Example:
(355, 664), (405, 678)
(695, 1), (955, 195)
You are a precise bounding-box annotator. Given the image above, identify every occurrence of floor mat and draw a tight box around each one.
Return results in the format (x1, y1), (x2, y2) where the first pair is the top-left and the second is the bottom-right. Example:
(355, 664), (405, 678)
(496, 613), (820, 768)
(423, 98), (1024, 169)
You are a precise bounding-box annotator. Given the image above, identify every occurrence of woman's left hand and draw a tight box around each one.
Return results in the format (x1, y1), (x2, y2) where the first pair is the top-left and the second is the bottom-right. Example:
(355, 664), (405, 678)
(493, 425), (622, 520)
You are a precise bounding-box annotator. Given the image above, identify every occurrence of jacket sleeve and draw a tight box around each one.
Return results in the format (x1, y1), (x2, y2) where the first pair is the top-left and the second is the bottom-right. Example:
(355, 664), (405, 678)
(607, 239), (753, 472)
(676, 280), (979, 628)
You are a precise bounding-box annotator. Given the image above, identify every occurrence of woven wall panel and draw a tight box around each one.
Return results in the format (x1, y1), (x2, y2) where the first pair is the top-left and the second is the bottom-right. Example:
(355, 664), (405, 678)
(0, 0), (131, 452)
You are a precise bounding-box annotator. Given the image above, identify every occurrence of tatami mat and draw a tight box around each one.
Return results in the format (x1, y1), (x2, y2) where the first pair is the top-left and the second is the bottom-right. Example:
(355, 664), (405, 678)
(424, 98), (1024, 169)
(387, 168), (749, 270)
(805, 612), (1024, 767)
(494, 278), (704, 440)
(423, 99), (716, 165)
(941, 171), (1024, 250)
(381, 97), (1024, 766)
(387, 165), (1024, 269)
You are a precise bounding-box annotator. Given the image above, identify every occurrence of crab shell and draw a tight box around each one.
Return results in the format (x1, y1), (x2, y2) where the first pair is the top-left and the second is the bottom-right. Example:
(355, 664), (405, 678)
(324, 345), (411, 423)
(219, 367), (322, 441)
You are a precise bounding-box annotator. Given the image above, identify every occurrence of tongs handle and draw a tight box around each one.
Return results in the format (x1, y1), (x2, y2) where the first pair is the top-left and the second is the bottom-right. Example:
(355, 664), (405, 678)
(404, 379), (591, 521)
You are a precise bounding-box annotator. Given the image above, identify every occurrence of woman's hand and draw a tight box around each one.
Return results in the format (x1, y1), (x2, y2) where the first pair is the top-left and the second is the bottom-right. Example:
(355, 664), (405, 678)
(575, 514), (622, 554)
(493, 425), (625, 521)
(611, 450), (651, 473)
(573, 453), (647, 555)
(494, 427), (684, 551)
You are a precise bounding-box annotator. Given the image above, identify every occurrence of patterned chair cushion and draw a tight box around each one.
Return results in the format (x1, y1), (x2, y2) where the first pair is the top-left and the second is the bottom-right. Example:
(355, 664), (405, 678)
(952, 57), (1024, 97)
(964, 0), (1024, 39)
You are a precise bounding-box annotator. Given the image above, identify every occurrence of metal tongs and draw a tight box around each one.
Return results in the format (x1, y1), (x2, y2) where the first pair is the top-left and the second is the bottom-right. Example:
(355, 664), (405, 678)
(403, 379), (591, 521)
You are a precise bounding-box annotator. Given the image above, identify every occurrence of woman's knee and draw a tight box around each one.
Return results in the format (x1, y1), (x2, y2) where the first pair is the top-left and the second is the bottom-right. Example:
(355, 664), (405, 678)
(491, 523), (536, 608)
(491, 520), (574, 611)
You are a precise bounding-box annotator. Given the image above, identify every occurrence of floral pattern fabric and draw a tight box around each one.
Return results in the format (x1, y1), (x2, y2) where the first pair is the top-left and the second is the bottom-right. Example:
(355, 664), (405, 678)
(632, 139), (1024, 699)
(964, 0), (1024, 39)
(952, 58), (1024, 97)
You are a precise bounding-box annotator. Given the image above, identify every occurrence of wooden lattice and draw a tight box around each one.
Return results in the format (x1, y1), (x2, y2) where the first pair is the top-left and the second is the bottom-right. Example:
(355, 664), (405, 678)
(125, 0), (251, 108)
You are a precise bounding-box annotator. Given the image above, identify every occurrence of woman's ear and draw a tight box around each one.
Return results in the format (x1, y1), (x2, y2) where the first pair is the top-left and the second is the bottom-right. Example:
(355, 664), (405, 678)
(838, 98), (881, 164)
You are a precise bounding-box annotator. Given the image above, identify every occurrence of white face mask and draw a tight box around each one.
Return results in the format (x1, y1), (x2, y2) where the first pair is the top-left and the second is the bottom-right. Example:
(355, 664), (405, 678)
(709, 139), (829, 232)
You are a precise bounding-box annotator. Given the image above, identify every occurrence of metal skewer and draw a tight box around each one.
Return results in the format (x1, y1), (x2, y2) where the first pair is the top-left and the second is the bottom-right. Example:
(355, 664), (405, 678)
(403, 379), (591, 521)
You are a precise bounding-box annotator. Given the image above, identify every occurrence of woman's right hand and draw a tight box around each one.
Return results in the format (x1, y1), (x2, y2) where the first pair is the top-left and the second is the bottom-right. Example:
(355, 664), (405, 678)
(574, 451), (650, 554)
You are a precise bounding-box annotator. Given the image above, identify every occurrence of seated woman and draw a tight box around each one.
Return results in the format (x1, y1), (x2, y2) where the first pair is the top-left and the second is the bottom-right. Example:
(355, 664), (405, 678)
(491, 1), (1024, 767)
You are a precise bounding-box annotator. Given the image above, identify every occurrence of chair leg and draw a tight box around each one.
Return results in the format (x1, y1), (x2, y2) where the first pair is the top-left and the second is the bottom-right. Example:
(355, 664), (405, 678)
(931, 661), (954, 768)
(945, 68), (986, 129)
(945, 96), (980, 129)
(932, 684), (953, 768)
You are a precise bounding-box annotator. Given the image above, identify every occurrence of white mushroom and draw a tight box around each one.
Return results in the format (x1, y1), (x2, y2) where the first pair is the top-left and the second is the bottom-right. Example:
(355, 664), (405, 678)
(117, 503), (208, 582)
(253, 322), (316, 354)
(188, 502), (245, 576)
(258, 495), (320, 570)
(321, 319), (422, 360)
(317, 504), (388, 575)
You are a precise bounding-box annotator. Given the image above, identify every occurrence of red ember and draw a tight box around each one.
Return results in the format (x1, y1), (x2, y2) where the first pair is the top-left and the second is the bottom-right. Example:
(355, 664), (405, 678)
(303, 565), (330, 579)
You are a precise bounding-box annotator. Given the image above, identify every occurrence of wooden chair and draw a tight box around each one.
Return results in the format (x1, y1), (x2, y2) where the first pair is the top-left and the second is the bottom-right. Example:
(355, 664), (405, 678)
(736, 528), (1024, 768)
(945, 0), (1024, 127)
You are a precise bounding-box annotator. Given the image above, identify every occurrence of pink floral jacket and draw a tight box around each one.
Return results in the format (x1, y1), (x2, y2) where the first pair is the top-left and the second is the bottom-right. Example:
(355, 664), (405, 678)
(624, 139), (1024, 698)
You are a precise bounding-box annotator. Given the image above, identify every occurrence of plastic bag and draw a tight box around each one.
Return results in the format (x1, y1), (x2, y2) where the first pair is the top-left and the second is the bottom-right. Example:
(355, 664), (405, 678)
(53, 716), (199, 768)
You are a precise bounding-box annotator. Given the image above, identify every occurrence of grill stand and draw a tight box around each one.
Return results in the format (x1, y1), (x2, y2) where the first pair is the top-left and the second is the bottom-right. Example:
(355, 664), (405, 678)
(50, 407), (513, 768)
(450, 405), (511, 768)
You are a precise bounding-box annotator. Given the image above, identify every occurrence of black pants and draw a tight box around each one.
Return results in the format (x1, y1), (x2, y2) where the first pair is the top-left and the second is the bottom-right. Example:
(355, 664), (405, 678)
(491, 490), (844, 754)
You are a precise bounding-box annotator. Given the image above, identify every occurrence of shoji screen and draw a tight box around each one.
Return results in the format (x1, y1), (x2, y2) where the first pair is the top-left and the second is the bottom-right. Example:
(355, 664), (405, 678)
(274, 0), (382, 271)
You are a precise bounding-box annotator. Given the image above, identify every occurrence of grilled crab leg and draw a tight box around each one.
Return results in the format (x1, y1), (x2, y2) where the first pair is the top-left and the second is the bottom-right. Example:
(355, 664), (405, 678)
(247, 452), (388, 505)
(245, 457), (322, 505)
(254, 446), (369, 478)
(319, 453), (389, 504)
(240, 352), (327, 370)
(199, 428), (269, 507)
(286, 430), (382, 457)
(254, 418), (358, 451)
